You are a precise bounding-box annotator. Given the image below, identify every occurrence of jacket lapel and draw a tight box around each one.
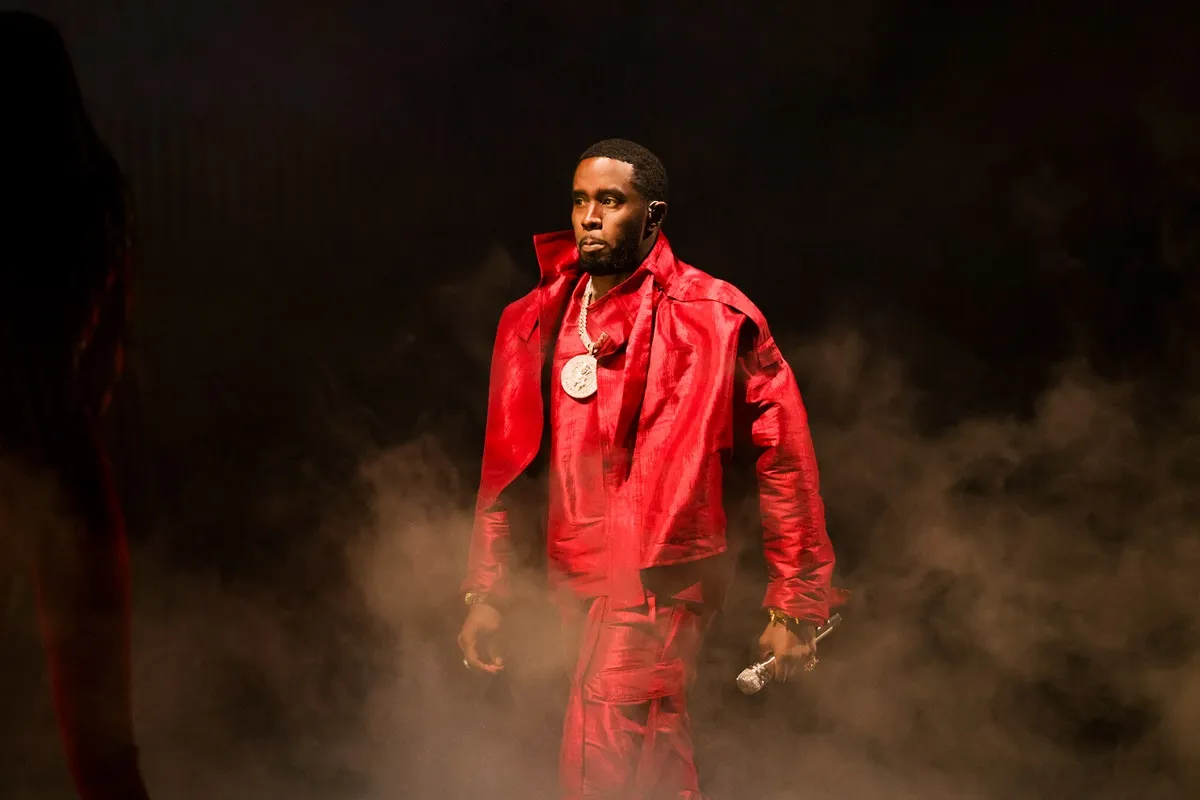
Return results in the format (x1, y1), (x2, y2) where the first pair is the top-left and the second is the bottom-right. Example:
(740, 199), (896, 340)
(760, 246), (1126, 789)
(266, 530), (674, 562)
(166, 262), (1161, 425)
(611, 284), (659, 457)
(610, 234), (682, 456)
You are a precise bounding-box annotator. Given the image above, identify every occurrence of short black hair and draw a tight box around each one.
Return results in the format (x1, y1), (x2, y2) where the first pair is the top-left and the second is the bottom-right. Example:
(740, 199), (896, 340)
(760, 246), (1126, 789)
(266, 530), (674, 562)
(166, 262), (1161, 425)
(578, 138), (668, 203)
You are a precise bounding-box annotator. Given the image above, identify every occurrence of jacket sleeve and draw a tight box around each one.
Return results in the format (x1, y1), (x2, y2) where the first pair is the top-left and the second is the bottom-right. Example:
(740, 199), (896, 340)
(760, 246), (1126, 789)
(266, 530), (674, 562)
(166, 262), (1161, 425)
(738, 331), (836, 624)
(462, 498), (512, 601)
(460, 315), (520, 602)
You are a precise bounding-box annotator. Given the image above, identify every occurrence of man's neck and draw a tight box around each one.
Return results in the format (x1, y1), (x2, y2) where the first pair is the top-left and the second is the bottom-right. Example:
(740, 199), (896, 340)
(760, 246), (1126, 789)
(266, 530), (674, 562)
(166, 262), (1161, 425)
(589, 231), (659, 301)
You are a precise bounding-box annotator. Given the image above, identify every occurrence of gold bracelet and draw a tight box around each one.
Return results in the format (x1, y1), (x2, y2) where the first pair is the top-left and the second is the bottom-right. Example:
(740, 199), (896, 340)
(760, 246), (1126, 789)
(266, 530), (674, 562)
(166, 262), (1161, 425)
(464, 592), (489, 606)
(767, 607), (802, 631)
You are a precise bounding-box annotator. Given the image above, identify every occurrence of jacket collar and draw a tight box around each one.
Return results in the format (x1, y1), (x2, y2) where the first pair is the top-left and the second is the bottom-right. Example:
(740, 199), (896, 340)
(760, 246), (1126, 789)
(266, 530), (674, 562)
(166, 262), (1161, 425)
(531, 229), (683, 292)
(528, 230), (668, 458)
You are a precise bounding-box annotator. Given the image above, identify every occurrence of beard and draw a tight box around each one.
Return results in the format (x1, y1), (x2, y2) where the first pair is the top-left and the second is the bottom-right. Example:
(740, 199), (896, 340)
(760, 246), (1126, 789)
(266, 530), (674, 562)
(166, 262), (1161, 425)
(578, 233), (642, 276)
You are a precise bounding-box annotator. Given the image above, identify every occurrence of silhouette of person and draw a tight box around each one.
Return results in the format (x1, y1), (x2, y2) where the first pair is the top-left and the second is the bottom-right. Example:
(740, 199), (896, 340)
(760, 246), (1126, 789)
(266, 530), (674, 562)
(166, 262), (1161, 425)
(0, 11), (150, 800)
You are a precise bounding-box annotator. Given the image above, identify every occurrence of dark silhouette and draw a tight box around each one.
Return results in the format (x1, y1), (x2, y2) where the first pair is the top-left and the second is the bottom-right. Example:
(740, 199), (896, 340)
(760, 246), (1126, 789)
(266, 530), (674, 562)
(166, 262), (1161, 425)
(0, 11), (149, 800)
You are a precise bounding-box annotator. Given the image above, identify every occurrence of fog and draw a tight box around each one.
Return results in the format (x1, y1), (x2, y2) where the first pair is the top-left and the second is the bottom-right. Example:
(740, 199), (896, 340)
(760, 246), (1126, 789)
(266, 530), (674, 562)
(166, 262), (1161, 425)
(13, 315), (1189, 799)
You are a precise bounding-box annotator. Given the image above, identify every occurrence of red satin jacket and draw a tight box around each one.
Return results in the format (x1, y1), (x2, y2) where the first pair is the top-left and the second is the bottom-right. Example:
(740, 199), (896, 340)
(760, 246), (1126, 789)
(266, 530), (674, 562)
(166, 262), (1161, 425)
(464, 231), (837, 622)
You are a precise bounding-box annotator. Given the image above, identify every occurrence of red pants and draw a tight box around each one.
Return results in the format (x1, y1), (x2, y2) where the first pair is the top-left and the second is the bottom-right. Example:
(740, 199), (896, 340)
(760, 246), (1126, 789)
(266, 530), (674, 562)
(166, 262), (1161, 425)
(558, 594), (712, 800)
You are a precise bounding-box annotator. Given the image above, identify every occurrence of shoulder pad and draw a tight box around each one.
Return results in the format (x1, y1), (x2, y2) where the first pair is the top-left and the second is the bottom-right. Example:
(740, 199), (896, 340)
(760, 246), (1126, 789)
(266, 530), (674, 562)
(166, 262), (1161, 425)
(664, 266), (772, 340)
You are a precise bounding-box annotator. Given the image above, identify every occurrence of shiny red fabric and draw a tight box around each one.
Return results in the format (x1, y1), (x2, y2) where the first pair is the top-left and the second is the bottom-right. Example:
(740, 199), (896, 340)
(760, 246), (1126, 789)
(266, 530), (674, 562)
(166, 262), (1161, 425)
(558, 594), (711, 800)
(547, 268), (656, 606)
(465, 231), (837, 622)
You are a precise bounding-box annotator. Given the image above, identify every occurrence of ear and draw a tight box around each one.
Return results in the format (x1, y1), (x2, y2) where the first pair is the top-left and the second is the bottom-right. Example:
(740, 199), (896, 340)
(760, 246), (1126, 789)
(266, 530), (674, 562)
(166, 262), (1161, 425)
(645, 200), (668, 233)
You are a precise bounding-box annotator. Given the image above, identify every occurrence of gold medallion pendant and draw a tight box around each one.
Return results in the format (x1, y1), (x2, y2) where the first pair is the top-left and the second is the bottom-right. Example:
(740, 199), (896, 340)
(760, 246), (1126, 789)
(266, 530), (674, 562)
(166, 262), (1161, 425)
(561, 277), (600, 400)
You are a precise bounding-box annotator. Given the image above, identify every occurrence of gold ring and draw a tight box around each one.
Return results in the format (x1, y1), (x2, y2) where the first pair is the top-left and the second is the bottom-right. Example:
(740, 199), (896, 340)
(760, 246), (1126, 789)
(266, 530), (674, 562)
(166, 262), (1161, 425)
(463, 658), (471, 670)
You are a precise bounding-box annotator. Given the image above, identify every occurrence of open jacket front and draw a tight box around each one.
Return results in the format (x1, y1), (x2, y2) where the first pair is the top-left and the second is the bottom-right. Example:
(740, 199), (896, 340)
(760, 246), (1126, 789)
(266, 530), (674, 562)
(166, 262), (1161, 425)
(464, 230), (836, 623)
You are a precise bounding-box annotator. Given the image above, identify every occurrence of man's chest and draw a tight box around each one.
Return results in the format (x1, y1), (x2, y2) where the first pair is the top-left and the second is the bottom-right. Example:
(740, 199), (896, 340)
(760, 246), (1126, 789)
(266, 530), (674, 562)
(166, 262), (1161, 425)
(549, 299), (629, 452)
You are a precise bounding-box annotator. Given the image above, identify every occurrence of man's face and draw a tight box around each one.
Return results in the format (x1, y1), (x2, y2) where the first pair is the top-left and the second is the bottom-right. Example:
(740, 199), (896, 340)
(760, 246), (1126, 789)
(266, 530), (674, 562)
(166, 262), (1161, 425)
(571, 157), (649, 275)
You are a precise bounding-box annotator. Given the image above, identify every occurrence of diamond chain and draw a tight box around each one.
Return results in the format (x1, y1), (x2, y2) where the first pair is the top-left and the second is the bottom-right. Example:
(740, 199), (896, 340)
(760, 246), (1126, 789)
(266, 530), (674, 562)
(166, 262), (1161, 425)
(577, 278), (597, 354)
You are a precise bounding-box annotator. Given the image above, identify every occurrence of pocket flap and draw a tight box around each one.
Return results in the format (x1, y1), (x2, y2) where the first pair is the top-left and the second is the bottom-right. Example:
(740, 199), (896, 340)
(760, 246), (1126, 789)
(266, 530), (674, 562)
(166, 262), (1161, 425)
(586, 659), (686, 703)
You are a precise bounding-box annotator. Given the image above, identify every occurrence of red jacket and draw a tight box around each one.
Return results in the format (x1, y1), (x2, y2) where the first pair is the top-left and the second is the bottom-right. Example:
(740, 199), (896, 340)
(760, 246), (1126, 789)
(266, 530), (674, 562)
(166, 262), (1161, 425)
(464, 231), (837, 622)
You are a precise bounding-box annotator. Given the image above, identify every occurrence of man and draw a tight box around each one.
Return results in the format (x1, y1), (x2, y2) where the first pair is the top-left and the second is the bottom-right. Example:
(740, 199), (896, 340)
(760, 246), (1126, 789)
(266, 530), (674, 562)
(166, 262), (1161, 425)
(458, 139), (838, 798)
(1, 12), (151, 800)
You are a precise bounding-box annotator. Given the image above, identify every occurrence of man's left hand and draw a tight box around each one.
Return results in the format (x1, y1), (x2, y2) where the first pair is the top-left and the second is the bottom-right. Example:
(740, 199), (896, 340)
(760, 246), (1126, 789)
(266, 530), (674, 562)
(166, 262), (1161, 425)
(757, 617), (817, 683)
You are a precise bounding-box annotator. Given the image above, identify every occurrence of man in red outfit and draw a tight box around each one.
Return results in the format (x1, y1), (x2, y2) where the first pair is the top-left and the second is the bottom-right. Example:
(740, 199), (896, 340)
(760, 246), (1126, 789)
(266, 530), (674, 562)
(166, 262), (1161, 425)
(458, 139), (838, 798)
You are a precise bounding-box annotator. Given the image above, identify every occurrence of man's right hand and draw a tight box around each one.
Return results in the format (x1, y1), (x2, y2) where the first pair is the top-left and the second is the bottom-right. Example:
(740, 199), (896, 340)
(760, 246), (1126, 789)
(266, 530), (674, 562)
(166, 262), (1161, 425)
(458, 603), (504, 673)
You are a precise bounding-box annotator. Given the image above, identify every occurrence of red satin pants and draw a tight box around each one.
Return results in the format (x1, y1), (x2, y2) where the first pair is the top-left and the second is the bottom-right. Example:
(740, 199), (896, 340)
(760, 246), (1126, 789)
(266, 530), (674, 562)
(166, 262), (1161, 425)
(558, 594), (712, 800)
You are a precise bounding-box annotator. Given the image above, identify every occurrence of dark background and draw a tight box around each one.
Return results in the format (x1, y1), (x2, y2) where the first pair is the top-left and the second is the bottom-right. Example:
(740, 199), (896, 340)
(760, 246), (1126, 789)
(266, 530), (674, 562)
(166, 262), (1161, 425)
(2, 2), (1199, 798)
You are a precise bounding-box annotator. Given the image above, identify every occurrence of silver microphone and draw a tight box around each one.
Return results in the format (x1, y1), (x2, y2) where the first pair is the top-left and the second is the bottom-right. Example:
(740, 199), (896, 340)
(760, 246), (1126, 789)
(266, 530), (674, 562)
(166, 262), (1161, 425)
(736, 613), (843, 695)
